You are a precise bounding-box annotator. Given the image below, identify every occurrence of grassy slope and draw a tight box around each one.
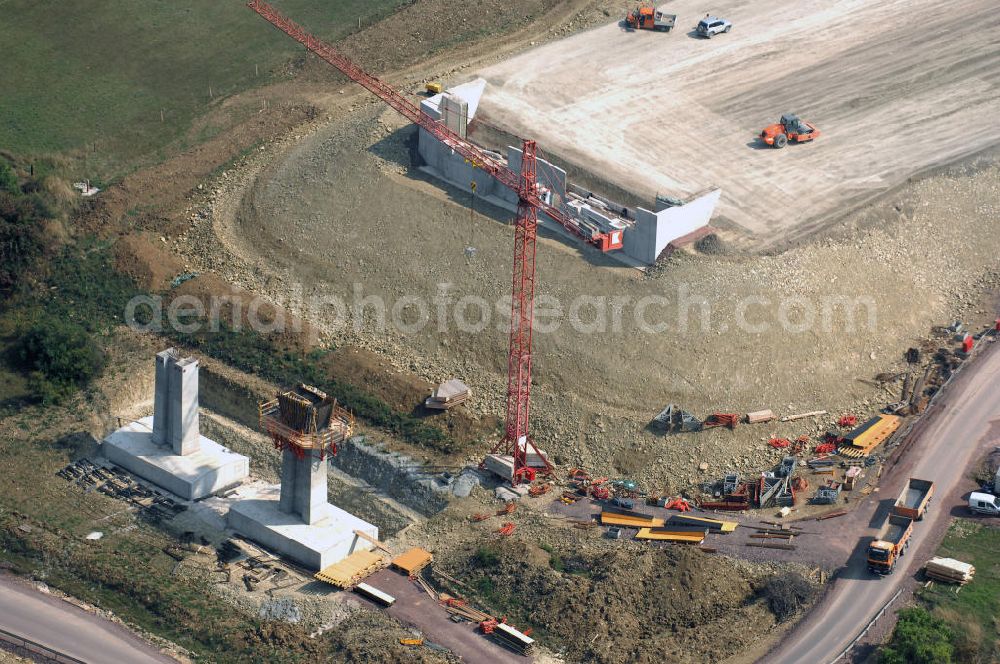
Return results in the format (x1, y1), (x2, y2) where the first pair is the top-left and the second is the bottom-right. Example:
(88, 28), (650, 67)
(0, 0), (404, 180)
(917, 518), (999, 661)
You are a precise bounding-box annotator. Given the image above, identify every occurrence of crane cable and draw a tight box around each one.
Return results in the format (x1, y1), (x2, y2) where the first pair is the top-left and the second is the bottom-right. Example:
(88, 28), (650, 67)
(465, 180), (478, 262)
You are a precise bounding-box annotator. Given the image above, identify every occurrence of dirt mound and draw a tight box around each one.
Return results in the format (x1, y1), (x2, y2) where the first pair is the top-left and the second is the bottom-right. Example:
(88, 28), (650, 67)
(323, 347), (501, 448)
(694, 233), (727, 255)
(207, 94), (1000, 490)
(443, 540), (783, 663)
(113, 234), (185, 291)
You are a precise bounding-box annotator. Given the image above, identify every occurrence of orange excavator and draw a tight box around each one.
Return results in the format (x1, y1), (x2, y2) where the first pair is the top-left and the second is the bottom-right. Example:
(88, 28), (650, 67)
(625, 5), (676, 32)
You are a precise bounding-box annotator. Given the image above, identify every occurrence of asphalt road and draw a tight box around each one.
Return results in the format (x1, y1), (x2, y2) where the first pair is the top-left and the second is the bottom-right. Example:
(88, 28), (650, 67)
(0, 575), (174, 664)
(766, 340), (1000, 664)
(347, 568), (525, 664)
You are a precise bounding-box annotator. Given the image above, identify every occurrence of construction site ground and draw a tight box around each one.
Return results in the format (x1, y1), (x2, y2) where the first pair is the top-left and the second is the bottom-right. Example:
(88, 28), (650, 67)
(474, 0), (1000, 247)
(5, 0), (1000, 662)
(0, 322), (811, 663)
(180, 97), (1000, 496)
(548, 496), (849, 568)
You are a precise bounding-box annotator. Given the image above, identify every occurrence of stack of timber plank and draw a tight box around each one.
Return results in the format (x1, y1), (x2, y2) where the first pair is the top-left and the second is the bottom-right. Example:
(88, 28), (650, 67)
(315, 550), (386, 588)
(838, 414), (901, 458)
(635, 526), (708, 544)
(392, 548), (433, 576)
(746, 409), (776, 424)
(599, 507), (665, 528)
(491, 622), (535, 655)
(925, 557), (975, 585)
(667, 514), (738, 533)
(425, 379), (471, 410)
(442, 597), (492, 623)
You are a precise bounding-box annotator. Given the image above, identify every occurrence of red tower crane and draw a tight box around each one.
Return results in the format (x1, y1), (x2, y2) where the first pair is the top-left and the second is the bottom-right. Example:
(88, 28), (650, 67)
(247, 1), (597, 484)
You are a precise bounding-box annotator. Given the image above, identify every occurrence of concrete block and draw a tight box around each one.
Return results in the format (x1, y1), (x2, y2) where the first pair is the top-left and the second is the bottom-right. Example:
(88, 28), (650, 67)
(227, 499), (378, 570)
(452, 470), (481, 498)
(520, 444), (549, 469)
(495, 486), (519, 501)
(484, 454), (515, 481)
(496, 482), (531, 501)
(102, 416), (249, 501)
(419, 78), (486, 124)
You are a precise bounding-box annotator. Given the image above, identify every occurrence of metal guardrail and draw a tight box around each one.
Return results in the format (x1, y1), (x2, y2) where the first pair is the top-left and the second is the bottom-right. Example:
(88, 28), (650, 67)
(258, 399), (354, 451)
(827, 588), (903, 664)
(0, 625), (88, 664)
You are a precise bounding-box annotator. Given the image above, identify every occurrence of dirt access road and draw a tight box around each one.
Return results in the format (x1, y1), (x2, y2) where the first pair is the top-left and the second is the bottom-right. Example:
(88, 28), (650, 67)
(763, 340), (1000, 664)
(0, 574), (175, 664)
(476, 0), (1000, 246)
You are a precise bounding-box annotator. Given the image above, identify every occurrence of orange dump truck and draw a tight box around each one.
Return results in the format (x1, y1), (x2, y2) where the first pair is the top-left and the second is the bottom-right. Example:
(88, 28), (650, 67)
(867, 514), (913, 575)
(893, 478), (934, 520)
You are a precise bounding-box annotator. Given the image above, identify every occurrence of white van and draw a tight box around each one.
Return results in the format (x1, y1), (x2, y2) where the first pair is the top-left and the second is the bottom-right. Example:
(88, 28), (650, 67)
(968, 491), (1000, 516)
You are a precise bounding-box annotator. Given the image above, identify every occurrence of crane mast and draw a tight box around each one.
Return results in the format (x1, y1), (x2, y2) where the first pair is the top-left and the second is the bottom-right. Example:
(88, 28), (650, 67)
(499, 140), (544, 484)
(248, 0), (556, 483)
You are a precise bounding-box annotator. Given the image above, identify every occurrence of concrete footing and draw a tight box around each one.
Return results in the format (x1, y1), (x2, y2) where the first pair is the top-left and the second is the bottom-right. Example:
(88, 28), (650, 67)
(102, 416), (249, 501)
(227, 498), (378, 570)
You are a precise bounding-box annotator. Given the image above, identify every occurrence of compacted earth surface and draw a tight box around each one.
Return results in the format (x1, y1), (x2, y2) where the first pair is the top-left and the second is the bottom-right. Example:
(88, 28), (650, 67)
(475, 0), (1000, 246)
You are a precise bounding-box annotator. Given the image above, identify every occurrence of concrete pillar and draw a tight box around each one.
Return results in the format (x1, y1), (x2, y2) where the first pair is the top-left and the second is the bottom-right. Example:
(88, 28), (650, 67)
(278, 448), (329, 526)
(151, 348), (201, 455)
(167, 357), (200, 455)
(278, 447), (298, 515)
(151, 349), (174, 445)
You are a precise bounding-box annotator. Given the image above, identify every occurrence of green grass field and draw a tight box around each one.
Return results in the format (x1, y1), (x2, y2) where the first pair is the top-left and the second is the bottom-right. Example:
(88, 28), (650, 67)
(0, 0), (404, 180)
(918, 518), (1000, 661)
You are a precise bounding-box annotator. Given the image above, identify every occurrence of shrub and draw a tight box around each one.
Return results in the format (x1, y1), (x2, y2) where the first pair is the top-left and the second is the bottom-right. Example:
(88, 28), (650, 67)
(14, 315), (104, 402)
(473, 546), (500, 568)
(0, 163), (17, 194)
(758, 571), (815, 621)
(539, 543), (565, 572)
(879, 607), (953, 664)
(474, 576), (496, 598)
(0, 191), (48, 291)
